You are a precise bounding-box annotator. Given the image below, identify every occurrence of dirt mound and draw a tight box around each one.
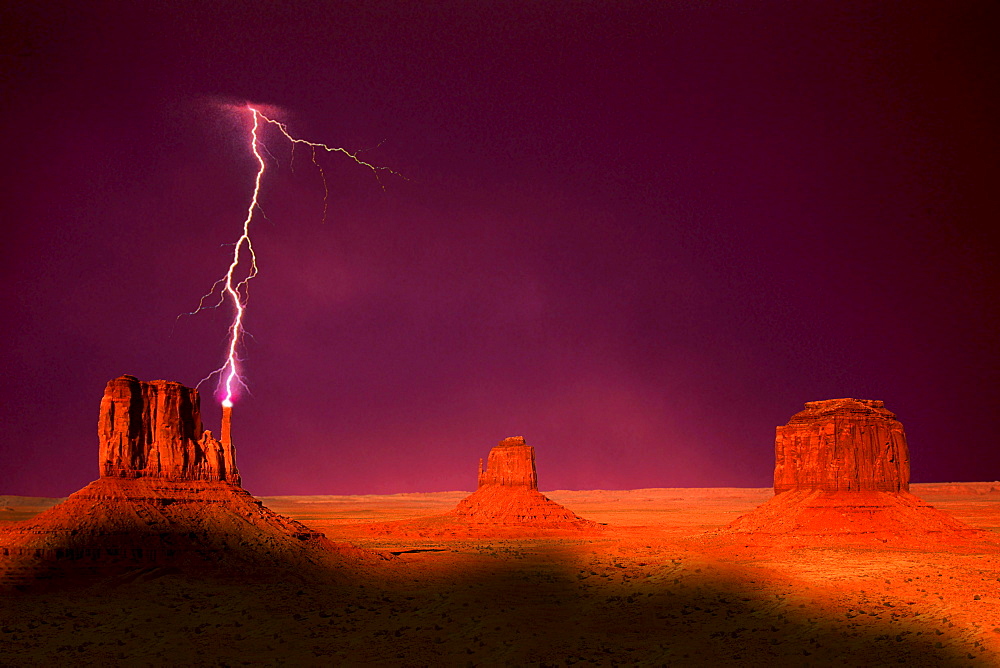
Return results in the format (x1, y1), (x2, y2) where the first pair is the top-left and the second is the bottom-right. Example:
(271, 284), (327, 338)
(452, 484), (596, 527)
(710, 489), (987, 547)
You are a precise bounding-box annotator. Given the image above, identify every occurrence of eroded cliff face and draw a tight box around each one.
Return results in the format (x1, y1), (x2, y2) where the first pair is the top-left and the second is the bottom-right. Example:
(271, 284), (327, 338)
(99, 375), (239, 484)
(477, 436), (538, 489)
(773, 398), (909, 494)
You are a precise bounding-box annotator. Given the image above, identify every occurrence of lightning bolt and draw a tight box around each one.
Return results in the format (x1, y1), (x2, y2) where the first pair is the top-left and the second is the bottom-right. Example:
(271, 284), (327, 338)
(191, 104), (401, 406)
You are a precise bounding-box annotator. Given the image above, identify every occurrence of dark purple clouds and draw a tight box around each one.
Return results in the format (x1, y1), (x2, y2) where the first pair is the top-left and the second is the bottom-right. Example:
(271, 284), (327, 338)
(2, 1), (998, 496)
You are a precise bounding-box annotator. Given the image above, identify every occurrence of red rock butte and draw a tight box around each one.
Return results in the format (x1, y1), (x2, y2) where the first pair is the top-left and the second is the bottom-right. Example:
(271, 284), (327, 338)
(100, 376), (240, 483)
(0, 375), (382, 587)
(717, 398), (984, 546)
(452, 437), (596, 529)
(774, 398), (908, 494)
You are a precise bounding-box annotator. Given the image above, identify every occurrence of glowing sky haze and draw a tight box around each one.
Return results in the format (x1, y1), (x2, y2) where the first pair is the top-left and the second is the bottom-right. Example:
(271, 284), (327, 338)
(1, 1), (998, 496)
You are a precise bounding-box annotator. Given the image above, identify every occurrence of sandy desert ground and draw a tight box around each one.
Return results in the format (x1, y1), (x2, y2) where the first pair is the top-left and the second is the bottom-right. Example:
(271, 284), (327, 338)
(2, 483), (1000, 666)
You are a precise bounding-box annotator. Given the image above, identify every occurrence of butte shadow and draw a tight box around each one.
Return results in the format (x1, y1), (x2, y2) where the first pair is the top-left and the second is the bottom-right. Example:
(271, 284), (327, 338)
(0, 539), (980, 665)
(706, 398), (990, 549)
(363, 437), (600, 540)
(0, 375), (388, 588)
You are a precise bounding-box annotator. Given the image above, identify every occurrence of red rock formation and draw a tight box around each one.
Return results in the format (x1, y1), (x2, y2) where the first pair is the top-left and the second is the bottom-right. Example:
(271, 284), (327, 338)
(452, 437), (596, 529)
(715, 399), (984, 546)
(0, 376), (386, 587)
(477, 436), (538, 489)
(100, 375), (239, 483)
(774, 398), (908, 493)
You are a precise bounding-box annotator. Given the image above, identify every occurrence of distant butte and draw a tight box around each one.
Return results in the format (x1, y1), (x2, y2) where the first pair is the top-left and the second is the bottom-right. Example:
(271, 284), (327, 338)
(451, 437), (596, 529)
(774, 398), (909, 493)
(714, 398), (985, 546)
(0, 375), (385, 587)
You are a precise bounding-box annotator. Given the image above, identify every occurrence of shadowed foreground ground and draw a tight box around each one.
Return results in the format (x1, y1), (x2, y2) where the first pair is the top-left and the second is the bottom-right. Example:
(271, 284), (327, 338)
(1, 484), (999, 665)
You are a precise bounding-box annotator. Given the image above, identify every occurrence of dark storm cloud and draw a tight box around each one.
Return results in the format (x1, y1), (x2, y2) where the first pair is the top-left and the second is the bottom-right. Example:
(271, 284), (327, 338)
(2, 1), (998, 495)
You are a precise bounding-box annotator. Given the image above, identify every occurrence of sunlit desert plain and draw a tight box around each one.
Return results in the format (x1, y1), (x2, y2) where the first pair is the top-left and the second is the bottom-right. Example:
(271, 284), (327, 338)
(2, 483), (1000, 666)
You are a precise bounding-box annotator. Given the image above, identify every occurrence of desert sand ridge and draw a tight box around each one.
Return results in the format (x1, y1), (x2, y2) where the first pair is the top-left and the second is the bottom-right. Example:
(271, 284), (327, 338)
(8, 482), (995, 509)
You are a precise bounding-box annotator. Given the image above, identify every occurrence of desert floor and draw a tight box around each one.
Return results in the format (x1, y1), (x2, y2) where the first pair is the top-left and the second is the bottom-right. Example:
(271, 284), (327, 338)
(2, 483), (1000, 666)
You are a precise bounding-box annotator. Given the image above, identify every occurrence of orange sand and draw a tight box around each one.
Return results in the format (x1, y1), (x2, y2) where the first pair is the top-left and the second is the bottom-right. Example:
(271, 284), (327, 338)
(1, 483), (999, 665)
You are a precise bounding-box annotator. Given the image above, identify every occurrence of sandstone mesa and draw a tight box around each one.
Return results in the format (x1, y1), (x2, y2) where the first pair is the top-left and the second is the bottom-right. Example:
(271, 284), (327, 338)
(717, 398), (984, 546)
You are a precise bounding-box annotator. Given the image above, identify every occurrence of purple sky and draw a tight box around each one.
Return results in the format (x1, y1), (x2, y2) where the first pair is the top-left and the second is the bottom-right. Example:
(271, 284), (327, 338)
(2, 2), (998, 497)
